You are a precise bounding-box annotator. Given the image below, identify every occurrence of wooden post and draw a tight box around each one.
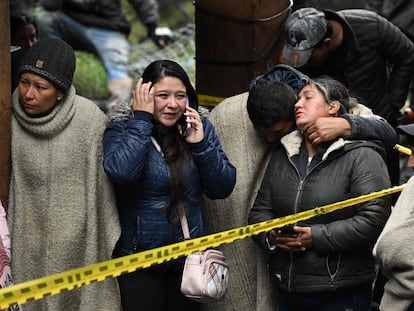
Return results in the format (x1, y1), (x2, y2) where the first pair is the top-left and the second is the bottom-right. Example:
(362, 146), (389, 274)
(195, 0), (291, 107)
(0, 0), (11, 209)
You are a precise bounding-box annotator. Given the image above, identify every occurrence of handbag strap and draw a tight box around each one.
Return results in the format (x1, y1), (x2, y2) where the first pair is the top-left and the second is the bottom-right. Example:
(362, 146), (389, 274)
(180, 214), (191, 240)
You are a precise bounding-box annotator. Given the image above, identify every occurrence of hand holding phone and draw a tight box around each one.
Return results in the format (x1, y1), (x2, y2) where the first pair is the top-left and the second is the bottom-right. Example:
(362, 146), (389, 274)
(278, 224), (296, 235)
(182, 97), (191, 137)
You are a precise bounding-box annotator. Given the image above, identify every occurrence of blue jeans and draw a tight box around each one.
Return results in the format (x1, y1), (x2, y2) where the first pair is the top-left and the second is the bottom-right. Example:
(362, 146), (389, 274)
(35, 9), (130, 82)
(277, 286), (372, 311)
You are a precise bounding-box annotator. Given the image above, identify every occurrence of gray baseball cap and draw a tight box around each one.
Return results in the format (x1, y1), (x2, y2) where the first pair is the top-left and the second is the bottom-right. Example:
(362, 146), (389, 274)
(281, 8), (327, 68)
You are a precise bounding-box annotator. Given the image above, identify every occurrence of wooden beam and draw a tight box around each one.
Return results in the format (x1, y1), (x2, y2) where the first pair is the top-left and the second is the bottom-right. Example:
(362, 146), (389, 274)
(0, 0), (11, 209)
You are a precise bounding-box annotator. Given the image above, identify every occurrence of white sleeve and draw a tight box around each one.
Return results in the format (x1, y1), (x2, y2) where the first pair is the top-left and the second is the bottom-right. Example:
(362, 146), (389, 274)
(0, 201), (11, 259)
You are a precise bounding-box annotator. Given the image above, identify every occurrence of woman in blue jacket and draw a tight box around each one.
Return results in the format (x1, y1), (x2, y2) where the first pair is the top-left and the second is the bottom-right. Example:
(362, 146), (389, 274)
(103, 59), (236, 311)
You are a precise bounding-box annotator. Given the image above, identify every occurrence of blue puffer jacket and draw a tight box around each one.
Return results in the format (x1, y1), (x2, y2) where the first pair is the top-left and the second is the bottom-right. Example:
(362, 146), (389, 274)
(103, 111), (236, 263)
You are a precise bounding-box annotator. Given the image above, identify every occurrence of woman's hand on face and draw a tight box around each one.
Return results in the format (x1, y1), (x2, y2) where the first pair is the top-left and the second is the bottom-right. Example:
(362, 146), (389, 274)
(180, 106), (204, 144)
(132, 78), (154, 114)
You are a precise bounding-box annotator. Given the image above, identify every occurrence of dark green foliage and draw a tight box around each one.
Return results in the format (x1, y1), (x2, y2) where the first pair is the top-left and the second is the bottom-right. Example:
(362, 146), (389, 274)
(73, 0), (195, 99)
(73, 51), (108, 99)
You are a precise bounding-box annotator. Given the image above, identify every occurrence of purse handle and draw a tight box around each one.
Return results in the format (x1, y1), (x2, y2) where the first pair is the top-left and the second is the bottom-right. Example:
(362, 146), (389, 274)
(180, 214), (191, 240)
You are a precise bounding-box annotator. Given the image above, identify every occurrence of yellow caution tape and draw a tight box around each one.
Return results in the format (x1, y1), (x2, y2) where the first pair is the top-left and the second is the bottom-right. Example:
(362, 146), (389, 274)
(0, 184), (405, 309)
(197, 94), (225, 107)
(394, 144), (412, 156)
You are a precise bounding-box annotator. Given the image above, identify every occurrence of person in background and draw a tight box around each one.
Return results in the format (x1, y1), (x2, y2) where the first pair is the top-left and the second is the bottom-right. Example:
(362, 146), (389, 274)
(248, 77), (391, 310)
(397, 123), (414, 170)
(280, 7), (414, 126)
(396, 123), (414, 183)
(374, 124), (414, 311)
(9, 38), (121, 310)
(10, 11), (38, 91)
(280, 7), (414, 187)
(292, 0), (315, 11)
(366, 0), (414, 123)
(10, 11), (38, 57)
(202, 64), (397, 311)
(103, 59), (236, 311)
(35, 0), (173, 110)
(374, 122), (414, 311)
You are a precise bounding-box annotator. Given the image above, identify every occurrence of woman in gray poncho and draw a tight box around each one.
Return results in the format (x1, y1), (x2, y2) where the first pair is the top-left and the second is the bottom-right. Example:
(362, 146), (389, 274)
(9, 38), (121, 310)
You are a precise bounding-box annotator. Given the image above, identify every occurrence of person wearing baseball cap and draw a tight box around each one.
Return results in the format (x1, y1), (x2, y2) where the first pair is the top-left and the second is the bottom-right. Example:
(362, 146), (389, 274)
(281, 8), (328, 68)
(280, 6), (414, 193)
(280, 7), (414, 128)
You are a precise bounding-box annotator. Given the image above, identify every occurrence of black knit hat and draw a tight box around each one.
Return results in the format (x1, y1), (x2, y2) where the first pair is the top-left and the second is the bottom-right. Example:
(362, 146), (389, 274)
(19, 38), (76, 92)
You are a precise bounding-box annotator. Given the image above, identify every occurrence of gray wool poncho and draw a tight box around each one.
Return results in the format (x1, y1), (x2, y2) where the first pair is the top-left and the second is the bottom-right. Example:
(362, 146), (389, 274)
(202, 92), (275, 311)
(374, 176), (414, 311)
(9, 86), (121, 310)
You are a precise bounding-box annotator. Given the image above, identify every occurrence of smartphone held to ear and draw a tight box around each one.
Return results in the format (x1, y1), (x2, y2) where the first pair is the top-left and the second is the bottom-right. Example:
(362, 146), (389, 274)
(182, 97), (191, 137)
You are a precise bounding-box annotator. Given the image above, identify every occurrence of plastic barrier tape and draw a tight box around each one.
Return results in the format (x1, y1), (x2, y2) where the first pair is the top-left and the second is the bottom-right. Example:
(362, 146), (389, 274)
(197, 94), (225, 107)
(0, 184), (405, 308)
(394, 144), (412, 156)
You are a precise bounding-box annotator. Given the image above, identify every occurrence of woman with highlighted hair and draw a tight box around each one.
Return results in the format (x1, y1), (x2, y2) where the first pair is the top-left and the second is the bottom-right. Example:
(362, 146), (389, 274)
(103, 60), (236, 311)
(248, 77), (391, 310)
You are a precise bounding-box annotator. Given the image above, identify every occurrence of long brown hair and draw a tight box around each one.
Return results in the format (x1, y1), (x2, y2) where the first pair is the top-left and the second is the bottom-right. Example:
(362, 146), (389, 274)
(142, 60), (199, 221)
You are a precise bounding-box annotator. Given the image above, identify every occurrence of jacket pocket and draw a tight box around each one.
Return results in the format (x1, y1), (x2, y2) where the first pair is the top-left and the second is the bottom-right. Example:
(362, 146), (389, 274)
(136, 214), (169, 251)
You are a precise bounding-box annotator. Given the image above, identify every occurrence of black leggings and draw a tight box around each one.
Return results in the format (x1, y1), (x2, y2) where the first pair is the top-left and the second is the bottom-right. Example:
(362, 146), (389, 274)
(117, 266), (201, 311)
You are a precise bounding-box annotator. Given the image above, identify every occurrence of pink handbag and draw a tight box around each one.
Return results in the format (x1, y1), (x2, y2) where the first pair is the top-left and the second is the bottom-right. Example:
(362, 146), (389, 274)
(0, 201), (23, 310)
(179, 215), (229, 303)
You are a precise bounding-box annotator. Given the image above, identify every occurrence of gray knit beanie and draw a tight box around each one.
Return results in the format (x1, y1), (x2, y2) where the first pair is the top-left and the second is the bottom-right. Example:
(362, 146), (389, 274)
(19, 38), (75, 92)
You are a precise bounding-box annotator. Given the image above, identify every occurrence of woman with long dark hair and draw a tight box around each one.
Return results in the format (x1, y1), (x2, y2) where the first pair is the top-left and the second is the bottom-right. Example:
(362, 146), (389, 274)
(103, 60), (236, 311)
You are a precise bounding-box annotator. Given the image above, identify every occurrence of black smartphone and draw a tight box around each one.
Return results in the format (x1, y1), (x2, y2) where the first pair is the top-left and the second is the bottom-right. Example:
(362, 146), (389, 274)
(278, 224), (296, 234)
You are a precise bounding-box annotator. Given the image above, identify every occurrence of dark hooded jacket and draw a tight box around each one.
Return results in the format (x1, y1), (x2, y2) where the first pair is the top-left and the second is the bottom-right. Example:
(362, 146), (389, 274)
(366, 0), (414, 41)
(302, 9), (414, 126)
(248, 131), (391, 293)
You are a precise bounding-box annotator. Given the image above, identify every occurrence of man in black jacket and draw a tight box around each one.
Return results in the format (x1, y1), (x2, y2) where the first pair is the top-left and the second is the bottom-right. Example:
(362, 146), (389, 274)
(35, 0), (172, 107)
(280, 7), (414, 126)
(366, 0), (414, 124)
(280, 7), (414, 186)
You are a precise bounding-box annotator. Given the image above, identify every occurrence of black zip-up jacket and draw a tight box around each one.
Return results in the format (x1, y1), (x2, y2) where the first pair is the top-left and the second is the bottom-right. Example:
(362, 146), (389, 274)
(248, 131), (391, 293)
(39, 0), (159, 35)
(302, 9), (414, 125)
